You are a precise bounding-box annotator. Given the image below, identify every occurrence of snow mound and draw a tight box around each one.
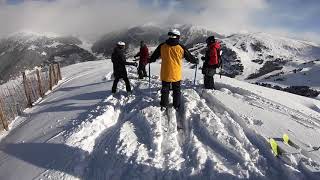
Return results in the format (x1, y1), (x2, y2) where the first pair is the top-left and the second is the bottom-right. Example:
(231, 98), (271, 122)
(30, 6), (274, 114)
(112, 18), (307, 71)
(1, 61), (320, 180)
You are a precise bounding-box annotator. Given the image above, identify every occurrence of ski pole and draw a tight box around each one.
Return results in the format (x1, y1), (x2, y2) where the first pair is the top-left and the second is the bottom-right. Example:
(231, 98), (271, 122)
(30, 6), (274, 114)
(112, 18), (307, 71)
(193, 64), (198, 86)
(219, 51), (223, 79)
(194, 53), (201, 86)
(149, 62), (151, 96)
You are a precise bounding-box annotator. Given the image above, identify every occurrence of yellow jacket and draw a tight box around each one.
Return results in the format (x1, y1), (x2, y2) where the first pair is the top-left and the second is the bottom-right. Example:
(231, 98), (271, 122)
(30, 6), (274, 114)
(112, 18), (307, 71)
(149, 38), (197, 82)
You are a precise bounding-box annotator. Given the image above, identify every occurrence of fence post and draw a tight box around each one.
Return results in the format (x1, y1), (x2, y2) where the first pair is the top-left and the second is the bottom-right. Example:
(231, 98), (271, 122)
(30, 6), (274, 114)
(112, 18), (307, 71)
(52, 64), (57, 85)
(55, 64), (59, 84)
(22, 72), (33, 107)
(57, 63), (62, 80)
(0, 98), (9, 131)
(36, 69), (44, 97)
(49, 65), (53, 91)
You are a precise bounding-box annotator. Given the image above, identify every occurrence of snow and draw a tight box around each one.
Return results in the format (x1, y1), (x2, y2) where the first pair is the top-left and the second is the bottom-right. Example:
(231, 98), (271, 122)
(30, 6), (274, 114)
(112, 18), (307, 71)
(0, 59), (320, 180)
(28, 45), (39, 50)
(221, 32), (320, 91)
(77, 40), (93, 53)
(45, 42), (62, 48)
(9, 31), (60, 41)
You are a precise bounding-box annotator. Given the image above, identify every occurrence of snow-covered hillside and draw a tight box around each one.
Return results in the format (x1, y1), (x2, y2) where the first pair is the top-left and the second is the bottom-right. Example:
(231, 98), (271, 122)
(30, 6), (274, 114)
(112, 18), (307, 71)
(91, 24), (320, 96)
(222, 32), (320, 91)
(0, 59), (319, 180)
(0, 31), (95, 83)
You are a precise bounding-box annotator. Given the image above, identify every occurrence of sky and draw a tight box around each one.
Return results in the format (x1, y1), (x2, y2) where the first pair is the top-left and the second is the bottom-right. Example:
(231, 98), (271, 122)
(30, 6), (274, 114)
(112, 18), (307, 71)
(0, 0), (319, 43)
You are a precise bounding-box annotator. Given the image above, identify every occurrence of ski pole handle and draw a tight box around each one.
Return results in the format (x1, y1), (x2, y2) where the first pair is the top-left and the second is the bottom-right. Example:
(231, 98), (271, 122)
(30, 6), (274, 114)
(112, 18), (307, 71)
(194, 63), (198, 86)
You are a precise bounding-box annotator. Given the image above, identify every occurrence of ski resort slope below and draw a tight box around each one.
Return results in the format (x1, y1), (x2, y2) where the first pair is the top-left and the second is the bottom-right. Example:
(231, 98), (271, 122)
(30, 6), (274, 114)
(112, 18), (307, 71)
(0, 59), (320, 180)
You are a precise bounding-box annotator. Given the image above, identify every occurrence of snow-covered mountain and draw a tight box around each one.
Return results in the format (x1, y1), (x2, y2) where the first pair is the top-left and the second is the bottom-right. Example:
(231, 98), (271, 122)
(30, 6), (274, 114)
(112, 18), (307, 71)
(1, 25), (319, 97)
(1, 60), (320, 180)
(91, 24), (224, 56)
(222, 32), (320, 92)
(0, 32), (95, 83)
(92, 25), (320, 98)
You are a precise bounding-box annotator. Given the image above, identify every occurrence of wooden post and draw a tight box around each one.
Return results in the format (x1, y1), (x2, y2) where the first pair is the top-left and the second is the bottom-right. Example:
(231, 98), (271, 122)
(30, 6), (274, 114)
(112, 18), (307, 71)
(0, 98), (9, 131)
(5, 85), (17, 118)
(22, 72), (33, 107)
(52, 64), (57, 85)
(57, 63), (62, 80)
(29, 76), (37, 101)
(55, 64), (59, 84)
(11, 84), (23, 115)
(36, 69), (44, 97)
(49, 65), (53, 91)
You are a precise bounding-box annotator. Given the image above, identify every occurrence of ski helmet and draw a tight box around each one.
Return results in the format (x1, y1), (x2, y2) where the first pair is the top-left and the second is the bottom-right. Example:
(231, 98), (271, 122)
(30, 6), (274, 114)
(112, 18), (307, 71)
(117, 41), (126, 46)
(140, 40), (145, 46)
(168, 29), (181, 38)
(206, 36), (215, 44)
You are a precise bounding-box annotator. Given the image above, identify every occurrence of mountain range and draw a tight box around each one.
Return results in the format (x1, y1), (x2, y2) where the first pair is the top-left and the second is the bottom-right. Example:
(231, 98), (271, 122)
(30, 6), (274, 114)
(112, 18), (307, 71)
(0, 25), (319, 97)
(0, 32), (95, 83)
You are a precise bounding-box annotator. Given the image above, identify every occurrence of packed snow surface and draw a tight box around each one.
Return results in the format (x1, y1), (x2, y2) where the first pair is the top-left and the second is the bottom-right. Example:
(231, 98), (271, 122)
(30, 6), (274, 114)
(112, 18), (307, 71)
(0, 59), (319, 180)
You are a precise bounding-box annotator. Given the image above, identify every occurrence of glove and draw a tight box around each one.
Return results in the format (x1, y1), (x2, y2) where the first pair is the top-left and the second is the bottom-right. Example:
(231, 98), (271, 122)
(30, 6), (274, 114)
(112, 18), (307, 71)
(195, 58), (199, 64)
(201, 56), (205, 61)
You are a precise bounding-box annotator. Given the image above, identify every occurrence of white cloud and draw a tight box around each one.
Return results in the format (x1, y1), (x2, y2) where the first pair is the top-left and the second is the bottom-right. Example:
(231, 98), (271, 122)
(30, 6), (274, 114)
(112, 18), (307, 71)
(163, 0), (269, 34)
(0, 0), (319, 44)
(0, 0), (168, 40)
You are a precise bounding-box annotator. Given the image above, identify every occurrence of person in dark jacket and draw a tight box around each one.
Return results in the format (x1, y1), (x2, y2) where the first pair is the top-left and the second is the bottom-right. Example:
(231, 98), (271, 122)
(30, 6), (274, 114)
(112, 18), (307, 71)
(201, 36), (221, 89)
(111, 41), (137, 94)
(134, 41), (149, 79)
(149, 29), (198, 111)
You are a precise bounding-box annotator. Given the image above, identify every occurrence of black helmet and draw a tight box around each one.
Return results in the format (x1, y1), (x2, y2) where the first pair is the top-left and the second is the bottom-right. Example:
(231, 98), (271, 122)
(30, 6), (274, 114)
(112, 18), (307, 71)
(206, 36), (215, 44)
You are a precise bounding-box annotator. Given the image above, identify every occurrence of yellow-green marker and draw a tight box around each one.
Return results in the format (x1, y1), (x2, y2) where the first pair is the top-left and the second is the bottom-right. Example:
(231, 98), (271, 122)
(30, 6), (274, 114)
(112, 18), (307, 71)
(283, 134), (290, 145)
(269, 138), (279, 156)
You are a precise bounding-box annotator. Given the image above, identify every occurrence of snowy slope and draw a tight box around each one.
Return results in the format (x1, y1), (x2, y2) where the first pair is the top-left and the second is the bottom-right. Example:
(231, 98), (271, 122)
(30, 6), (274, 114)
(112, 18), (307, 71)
(222, 32), (320, 90)
(0, 59), (320, 180)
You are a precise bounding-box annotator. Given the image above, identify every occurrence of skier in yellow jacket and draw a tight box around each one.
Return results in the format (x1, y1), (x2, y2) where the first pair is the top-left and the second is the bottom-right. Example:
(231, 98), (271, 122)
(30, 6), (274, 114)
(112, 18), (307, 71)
(149, 29), (198, 111)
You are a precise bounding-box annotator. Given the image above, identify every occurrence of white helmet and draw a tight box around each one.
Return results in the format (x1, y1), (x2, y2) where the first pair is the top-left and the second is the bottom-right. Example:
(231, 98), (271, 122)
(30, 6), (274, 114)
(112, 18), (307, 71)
(168, 29), (181, 38)
(117, 41), (126, 46)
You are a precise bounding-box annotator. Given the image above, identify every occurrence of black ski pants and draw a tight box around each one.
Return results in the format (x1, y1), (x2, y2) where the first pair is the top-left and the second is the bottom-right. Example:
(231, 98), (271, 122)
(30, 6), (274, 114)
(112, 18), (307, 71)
(112, 76), (131, 93)
(160, 81), (181, 109)
(138, 63), (147, 79)
(204, 75), (215, 89)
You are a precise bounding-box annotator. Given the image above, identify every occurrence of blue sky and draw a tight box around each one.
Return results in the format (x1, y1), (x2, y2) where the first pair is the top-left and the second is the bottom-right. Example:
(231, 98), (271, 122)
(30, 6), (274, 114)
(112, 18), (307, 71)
(256, 0), (320, 33)
(1, 0), (319, 42)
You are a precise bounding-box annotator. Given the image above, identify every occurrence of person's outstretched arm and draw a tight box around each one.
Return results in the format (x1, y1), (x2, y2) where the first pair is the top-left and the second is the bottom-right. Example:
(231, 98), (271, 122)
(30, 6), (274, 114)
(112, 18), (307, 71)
(180, 44), (198, 64)
(149, 44), (162, 63)
(134, 51), (140, 59)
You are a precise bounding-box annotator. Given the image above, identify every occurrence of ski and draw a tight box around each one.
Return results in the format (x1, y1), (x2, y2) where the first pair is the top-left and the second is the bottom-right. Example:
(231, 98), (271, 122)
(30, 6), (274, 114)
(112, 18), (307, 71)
(268, 137), (301, 157)
(268, 134), (320, 164)
(266, 137), (304, 167)
(283, 134), (320, 153)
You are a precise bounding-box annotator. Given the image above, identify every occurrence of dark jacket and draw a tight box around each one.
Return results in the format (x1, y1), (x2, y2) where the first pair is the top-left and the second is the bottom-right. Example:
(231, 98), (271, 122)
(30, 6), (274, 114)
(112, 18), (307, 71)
(111, 46), (135, 78)
(134, 45), (149, 65)
(149, 38), (197, 82)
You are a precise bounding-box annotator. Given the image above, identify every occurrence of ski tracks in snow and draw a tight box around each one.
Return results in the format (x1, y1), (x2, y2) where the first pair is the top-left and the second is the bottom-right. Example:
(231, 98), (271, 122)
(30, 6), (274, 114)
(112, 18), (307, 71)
(198, 83), (320, 179)
(40, 68), (320, 180)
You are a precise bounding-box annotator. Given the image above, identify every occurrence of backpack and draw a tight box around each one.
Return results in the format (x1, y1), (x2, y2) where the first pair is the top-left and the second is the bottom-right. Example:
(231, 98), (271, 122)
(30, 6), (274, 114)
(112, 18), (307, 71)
(208, 42), (221, 67)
